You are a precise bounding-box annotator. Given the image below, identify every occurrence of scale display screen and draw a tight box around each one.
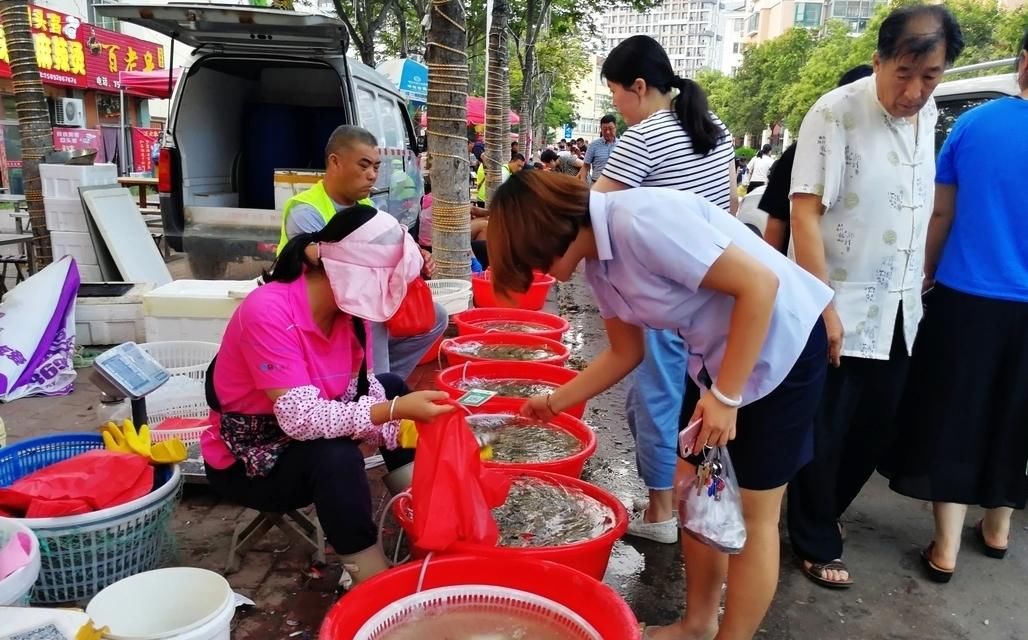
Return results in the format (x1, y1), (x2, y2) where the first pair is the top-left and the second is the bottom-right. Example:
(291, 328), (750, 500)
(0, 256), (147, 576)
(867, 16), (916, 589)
(93, 342), (170, 399)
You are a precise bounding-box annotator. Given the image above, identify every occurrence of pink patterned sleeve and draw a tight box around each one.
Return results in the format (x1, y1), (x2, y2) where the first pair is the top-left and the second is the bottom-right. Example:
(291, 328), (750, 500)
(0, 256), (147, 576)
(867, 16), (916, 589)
(272, 377), (401, 448)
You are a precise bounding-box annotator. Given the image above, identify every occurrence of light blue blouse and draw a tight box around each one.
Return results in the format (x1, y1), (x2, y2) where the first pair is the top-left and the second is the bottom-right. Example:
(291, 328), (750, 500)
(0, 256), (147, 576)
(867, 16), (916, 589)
(584, 189), (834, 405)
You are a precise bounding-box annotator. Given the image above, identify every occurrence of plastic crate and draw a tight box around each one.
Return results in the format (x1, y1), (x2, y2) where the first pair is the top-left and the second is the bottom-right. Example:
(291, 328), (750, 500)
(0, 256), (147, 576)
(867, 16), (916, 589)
(138, 341), (219, 381)
(0, 434), (182, 604)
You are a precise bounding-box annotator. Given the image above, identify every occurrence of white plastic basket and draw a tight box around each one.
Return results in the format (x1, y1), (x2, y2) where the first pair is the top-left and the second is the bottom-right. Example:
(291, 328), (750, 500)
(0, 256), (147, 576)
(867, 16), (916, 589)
(355, 585), (602, 640)
(0, 517), (41, 606)
(429, 279), (472, 316)
(138, 341), (219, 381)
(147, 396), (212, 446)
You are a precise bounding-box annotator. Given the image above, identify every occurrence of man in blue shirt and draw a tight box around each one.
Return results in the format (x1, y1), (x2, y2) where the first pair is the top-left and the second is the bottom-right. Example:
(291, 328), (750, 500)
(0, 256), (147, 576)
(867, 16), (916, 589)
(886, 31), (1028, 582)
(580, 114), (617, 184)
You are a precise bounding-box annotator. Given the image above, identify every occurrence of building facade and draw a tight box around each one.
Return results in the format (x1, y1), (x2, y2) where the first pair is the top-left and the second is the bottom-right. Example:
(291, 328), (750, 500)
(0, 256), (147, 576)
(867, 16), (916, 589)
(719, 1), (748, 75)
(0, 0), (172, 192)
(602, 0), (723, 79)
(566, 54), (614, 142)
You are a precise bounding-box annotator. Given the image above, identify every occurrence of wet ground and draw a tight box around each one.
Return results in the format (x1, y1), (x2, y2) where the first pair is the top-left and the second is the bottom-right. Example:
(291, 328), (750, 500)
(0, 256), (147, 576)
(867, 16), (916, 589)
(3, 273), (1027, 638)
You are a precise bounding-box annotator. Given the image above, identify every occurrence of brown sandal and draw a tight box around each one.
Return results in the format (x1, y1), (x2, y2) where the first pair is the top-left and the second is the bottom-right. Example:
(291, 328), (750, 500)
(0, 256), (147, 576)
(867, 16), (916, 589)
(802, 559), (854, 589)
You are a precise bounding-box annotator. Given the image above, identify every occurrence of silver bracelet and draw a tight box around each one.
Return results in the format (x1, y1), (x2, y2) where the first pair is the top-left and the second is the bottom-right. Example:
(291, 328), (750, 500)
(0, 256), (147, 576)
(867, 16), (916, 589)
(710, 384), (742, 408)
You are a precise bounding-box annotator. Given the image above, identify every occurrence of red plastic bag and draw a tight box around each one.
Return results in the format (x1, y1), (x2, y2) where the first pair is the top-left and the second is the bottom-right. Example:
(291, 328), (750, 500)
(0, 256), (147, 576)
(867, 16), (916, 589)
(0, 450), (154, 518)
(387, 277), (434, 337)
(410, 407), (511, 551)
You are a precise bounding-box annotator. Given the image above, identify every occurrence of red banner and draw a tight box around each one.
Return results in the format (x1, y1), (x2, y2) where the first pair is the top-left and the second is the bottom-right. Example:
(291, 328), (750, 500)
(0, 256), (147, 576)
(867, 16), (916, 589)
(131, 127), (161, 173)
(0, 6), (165, 96)
(53, 126), (103, 157)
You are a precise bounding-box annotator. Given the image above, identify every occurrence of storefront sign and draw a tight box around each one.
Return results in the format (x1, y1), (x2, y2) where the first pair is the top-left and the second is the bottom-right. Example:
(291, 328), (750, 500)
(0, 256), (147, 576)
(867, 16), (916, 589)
(53, 127), (105, 162)
(0, 5), (165, 96)
(131, 127), (160, 173)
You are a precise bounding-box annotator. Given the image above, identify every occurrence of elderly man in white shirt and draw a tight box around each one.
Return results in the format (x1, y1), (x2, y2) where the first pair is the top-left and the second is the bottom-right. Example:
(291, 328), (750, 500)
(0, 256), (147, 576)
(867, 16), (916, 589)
(786, 4), (965, 590)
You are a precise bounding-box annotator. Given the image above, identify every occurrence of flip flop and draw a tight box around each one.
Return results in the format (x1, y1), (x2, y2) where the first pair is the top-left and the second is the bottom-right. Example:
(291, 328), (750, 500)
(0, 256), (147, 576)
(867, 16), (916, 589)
(921, 541), (954, 583)
(802, 559), (853, 589)
(975, 520), (1008, 559)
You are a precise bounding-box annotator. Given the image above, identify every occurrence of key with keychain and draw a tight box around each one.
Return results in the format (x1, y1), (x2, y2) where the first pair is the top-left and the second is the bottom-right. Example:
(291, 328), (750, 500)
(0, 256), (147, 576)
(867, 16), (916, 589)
(695, 456), (726, 501)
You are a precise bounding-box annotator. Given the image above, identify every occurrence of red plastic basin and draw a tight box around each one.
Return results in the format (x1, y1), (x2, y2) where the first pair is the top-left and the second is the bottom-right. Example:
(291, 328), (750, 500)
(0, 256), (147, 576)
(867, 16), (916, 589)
(436, 361), (585, 419)
(320, 555), (641, 640)
(472, 270), (555, 310)
(441, 332), (571, 367)
(393, 469), (629, 580)
(453, 307), (570, 341)
(468, 399), (596, 478)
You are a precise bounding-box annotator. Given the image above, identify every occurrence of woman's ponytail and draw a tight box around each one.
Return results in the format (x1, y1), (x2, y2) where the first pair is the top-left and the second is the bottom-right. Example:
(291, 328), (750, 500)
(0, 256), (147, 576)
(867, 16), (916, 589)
(263, 232), (318, 283)
(671, 77), (722, 156)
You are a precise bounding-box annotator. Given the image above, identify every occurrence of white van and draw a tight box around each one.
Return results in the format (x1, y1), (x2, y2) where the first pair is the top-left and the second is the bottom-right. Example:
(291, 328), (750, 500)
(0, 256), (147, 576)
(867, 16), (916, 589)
(932, 58), (1019, 151)
(99, 4), (423, 279)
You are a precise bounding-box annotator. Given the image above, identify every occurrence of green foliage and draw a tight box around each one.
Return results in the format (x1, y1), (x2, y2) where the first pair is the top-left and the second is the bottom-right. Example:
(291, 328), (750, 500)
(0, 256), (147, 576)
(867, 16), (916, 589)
(708, 0), (1027, 140)
(735, 146), (756, 161)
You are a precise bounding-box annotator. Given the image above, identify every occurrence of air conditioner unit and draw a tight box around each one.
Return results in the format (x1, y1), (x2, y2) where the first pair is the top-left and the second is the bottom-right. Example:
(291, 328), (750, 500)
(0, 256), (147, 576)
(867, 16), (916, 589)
(55, 98), (85, 128)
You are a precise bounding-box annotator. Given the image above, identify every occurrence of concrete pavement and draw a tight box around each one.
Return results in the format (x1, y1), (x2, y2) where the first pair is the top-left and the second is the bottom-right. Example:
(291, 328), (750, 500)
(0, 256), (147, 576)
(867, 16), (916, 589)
(1, 275), (1025, 638)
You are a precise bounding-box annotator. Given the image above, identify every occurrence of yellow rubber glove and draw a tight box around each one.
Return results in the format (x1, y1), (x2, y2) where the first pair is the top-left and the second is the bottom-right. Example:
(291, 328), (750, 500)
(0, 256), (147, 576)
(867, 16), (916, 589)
(150, 438), (188, 464)
(101, 421), (131, 453)
(398, 419), (419, 448)
(121, 419), (152, 458)
(76, 622), (110, 640)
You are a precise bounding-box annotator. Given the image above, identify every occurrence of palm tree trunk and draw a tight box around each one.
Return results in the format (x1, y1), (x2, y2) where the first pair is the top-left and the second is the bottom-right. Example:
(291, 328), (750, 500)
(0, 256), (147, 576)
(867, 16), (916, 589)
(426, 0), (470, 279)
(483, 0), (509, 205)
(0, 0), (54, 269)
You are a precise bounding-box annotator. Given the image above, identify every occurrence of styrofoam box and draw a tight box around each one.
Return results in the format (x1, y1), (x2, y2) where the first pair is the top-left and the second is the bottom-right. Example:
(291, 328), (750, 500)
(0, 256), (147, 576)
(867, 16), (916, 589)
(75, 283), (151, 346)
(44, 196), (89, 233)
(50, 230), (98, 265)
(143, 279), (260, 343)
(40, 163), (118, 199)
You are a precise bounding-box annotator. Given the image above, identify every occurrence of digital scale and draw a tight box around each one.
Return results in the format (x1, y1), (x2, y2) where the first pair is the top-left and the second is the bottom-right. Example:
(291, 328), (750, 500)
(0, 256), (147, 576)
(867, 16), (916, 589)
(91, 342), (170, 427)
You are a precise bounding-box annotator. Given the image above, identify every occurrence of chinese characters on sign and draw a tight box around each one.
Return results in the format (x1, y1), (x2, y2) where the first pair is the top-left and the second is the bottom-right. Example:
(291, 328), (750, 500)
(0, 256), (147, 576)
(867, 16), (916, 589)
(0, 5), (165, 95)
(53, 128), (107, 162)
(131, 127), (161, 173)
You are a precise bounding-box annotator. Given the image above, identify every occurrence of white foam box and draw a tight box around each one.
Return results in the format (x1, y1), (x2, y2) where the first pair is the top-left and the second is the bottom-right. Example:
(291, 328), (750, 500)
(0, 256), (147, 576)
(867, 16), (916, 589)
(75, 283), (152, 346)
(50, 230), (98, 266)
(40, 163), (118, 199)
(273, 169), (323, 211)
(44, 196), (89, 233)
(143, 278), (260, 344)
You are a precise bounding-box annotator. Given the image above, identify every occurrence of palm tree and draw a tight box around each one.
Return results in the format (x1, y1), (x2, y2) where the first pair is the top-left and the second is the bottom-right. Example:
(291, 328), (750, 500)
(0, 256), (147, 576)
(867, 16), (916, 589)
(0, 0), (54, 269)
(483, 0), (510, 205)
(426, 0), (470, 278)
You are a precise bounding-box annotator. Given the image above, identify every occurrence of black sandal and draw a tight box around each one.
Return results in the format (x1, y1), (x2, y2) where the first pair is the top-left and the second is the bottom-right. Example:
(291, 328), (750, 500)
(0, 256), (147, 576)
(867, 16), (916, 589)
(975, 520), (1008, 559)
(921, 542), (954, 583)
(802, 559), (854, 589)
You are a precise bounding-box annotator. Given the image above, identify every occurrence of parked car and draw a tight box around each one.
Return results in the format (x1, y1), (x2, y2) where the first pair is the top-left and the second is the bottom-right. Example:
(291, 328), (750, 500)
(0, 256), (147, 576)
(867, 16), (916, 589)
(99, 4), (423, 279)
(932, 58), (1019, 152)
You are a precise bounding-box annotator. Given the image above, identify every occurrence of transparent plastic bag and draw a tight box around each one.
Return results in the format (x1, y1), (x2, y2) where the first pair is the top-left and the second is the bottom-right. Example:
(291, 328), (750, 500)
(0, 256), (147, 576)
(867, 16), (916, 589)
(678, 446), (747, 554)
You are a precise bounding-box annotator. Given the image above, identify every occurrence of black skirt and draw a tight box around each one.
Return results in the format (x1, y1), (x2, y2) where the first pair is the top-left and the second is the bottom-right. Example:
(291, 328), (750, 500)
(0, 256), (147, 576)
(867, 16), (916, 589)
(887, 285), (1028, 509)
(680, 318), (828, 491)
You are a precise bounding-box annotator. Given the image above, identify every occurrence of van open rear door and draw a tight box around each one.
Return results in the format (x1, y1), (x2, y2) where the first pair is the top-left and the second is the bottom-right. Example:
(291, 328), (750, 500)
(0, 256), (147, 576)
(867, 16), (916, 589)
(95, 3), (348, 54)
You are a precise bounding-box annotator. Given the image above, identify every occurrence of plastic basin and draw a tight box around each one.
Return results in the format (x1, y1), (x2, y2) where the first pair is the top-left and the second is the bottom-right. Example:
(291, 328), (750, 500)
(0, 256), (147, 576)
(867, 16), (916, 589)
(470, 399), (596, 478)
(453, 308), (570, 341)
(472, 270), (555, 310)
(393, 469), (629, 580)
(320, 555), (640, 640)
(435, 361), (584, 419)
(441, 333), (571, 367)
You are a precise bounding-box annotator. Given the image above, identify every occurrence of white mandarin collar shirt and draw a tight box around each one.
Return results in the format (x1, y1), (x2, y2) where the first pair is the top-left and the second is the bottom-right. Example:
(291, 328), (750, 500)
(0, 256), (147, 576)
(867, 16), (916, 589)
(791, 75), (937, 360)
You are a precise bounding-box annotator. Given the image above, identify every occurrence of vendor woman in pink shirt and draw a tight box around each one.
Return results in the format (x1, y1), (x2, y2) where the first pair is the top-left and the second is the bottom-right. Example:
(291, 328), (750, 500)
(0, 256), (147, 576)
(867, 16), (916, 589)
(201, 204), (453, 585)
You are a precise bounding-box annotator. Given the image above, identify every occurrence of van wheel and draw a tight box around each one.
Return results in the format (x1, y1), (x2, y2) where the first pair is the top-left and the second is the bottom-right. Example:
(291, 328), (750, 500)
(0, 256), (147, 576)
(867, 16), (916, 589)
(187, 252), (229, 280)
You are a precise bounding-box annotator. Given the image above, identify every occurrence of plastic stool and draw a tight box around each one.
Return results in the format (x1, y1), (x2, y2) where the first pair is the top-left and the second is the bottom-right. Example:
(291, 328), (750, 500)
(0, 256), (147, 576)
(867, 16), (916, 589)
(226, 509), (326, 574)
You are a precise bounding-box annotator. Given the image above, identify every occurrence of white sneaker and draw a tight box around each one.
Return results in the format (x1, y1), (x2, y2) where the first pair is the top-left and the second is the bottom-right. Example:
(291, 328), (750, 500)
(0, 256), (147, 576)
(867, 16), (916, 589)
(625, 509), (678, 544)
